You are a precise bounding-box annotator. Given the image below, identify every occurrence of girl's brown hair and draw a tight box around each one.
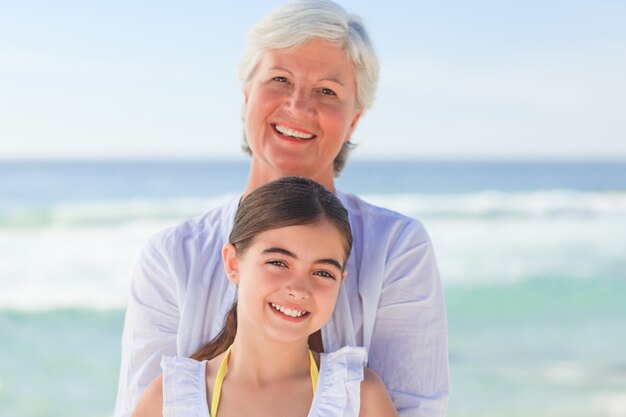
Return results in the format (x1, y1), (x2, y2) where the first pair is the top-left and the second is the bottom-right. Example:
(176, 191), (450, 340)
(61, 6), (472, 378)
(191, 176), (352, 361)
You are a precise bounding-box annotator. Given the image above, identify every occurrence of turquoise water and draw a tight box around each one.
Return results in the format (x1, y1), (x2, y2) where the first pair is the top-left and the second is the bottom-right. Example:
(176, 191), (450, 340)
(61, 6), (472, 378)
(0, 310), (123, 417)
(448, 278), (626, 417)
(1, 160), (625, 416)
(3, 279), (624, 417)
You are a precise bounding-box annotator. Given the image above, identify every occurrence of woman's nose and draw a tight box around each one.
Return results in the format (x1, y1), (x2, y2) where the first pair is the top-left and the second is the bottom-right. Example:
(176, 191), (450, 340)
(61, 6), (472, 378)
(286, 87), (315, 116)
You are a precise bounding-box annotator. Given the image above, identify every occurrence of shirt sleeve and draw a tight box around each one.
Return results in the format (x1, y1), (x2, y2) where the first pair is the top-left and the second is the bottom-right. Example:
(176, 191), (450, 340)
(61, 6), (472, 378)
(368, 220), (450, 417)
(114, 236), (180, 417)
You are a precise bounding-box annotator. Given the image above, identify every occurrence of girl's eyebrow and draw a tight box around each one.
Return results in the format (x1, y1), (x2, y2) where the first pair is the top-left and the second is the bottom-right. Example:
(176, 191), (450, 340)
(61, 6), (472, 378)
(262, 247), (344, 271)
(316, 258), (344, 271)
(262, 247), (296, 258)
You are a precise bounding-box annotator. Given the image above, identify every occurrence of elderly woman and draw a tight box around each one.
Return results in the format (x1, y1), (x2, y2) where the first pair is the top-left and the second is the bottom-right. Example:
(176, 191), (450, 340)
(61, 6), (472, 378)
(114, 1), (449, 416)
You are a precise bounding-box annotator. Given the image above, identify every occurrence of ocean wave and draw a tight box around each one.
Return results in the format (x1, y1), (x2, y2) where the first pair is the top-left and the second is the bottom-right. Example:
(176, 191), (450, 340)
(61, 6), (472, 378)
(0, 195), (237, 229)
(2, 190), (625, 230)
(361, 189), (626, 219)
(1, 190), (625, 310)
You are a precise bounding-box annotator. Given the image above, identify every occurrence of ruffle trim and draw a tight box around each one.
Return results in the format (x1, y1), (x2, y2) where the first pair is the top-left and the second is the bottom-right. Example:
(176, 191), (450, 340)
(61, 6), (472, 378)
(161, 347), (366, 417)
(311, 346), (367, 417)
(161, 356), (209, 417)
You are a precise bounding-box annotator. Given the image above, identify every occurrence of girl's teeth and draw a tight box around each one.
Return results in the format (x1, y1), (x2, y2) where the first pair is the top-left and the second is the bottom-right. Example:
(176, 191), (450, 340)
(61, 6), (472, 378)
(271, 302), (307, 318)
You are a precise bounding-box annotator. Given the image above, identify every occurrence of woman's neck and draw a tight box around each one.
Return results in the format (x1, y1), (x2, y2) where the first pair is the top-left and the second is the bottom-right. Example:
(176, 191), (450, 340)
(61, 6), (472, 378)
(243, 162), (336, 198)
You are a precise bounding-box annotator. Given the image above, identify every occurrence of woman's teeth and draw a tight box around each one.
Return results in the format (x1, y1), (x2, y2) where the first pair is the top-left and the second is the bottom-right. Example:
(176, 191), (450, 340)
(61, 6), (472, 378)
(274, 124), (314, 139)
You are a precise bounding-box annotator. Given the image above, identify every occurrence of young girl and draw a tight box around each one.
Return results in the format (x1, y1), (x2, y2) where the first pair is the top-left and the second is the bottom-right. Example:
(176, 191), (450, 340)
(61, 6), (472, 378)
(131, 177), (398, 417)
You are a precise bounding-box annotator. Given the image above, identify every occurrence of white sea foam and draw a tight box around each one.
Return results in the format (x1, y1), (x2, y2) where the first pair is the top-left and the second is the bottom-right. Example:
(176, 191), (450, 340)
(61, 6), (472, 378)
(361, 190), (626, 285)
(2, 190), (626, 229)
(362, 189), (626, 219)
(1, 190), (624, 310)
(427, 214), (626, 284)
(0, 221), (159, 310)
(0, 195), (237, 228)
(0, 196), (234, 311)
(544, 361), (587, 386)
(593, 392), (626, 417)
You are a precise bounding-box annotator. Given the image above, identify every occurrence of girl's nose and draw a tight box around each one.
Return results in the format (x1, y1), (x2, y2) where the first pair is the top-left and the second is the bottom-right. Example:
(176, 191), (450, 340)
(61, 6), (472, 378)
(284, 275), (311, 300)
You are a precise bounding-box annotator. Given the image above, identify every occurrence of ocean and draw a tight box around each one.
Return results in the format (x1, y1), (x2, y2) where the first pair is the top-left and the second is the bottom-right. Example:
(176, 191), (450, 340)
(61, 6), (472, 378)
(1, 160), (625, 417)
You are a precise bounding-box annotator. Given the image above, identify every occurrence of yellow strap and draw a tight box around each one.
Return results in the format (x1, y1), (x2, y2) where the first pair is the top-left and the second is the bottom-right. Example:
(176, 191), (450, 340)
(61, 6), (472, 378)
(210, 345), (232, 417)
(210, 346), (318, 417)
(308, 349), (319, 394)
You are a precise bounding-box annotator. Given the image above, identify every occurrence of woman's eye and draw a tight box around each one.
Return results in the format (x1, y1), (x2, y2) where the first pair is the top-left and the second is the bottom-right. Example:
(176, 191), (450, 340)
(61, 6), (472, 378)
(267, 260), (287, 268)
(272, 76), (289, 83)
(320, 87), (336, 96)
(314, 270), (336, 280)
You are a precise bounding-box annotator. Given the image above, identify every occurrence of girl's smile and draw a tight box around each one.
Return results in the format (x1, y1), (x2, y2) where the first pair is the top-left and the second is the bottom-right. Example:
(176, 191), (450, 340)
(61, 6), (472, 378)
(223, 220), (348, 344)
(270, 302), (310, 319)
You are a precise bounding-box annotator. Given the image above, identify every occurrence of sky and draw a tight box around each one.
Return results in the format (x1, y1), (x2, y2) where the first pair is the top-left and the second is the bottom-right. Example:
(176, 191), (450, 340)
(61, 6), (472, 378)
(1, 0), (625, 160)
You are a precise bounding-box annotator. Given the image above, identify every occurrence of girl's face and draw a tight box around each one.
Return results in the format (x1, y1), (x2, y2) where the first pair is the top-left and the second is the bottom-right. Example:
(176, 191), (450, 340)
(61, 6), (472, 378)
(223, 220), (348, 345)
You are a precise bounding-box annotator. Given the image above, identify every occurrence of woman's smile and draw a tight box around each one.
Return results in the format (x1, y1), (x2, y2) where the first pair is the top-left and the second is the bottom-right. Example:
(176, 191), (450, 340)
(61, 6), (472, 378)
(272, 123), (316, 141)
(243, 39), (361, 189)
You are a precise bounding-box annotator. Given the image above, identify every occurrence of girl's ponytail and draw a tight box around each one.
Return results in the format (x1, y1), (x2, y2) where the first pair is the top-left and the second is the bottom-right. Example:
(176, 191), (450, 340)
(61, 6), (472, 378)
(190, 302), (238, 361)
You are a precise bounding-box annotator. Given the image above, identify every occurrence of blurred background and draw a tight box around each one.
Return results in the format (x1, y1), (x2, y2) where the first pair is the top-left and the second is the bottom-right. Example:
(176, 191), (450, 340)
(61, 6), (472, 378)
(1, 1), (625, 416)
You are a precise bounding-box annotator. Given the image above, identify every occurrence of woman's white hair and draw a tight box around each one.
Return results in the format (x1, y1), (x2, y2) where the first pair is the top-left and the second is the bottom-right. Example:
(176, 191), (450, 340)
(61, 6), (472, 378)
(238, 0), (379, 175)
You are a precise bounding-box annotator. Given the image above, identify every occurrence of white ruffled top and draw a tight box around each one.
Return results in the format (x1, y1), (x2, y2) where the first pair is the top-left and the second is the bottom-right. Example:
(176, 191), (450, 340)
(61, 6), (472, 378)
(161, 346), (367, 417)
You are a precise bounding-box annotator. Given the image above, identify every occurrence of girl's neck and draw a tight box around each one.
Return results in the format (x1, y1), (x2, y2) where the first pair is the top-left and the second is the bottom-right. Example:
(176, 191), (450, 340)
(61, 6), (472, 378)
(225, 333), (312, 384)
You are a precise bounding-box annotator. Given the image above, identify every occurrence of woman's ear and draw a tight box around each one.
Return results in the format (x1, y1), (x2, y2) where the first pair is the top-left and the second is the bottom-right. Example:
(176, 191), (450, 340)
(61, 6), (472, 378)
(344, 110), (363, 143)
(222, 243), (239, 284)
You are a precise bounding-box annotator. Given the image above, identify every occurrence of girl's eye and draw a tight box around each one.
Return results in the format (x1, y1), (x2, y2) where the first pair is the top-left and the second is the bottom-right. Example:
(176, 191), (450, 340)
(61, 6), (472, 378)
(267, 260), (287, 268)
(314, 270), (336, 280)
(320, 87), (336, 96)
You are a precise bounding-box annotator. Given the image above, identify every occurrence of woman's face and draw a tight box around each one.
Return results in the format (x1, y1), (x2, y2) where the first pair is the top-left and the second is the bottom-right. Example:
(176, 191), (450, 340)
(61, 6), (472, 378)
(243, 40), (362, 189)
(223, 220), (347, 345)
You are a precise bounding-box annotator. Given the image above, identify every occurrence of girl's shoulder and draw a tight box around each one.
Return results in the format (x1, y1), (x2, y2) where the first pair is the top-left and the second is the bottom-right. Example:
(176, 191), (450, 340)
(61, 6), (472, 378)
(358, 369), (398, 417)
(130, 374), (164, 417)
